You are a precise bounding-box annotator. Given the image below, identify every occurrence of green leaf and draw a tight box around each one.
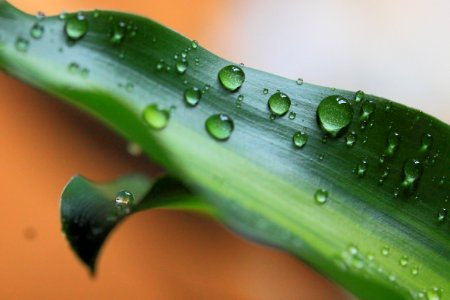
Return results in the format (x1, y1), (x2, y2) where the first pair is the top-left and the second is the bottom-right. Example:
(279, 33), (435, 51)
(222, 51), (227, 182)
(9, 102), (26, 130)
(61, 174), (213, 273)
(0, 2), (449, 299)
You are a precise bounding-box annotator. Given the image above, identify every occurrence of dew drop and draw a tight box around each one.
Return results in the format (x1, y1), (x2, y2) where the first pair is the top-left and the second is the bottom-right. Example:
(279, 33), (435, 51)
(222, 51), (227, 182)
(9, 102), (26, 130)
(191, 40), (199, 49)
(15, 37), (29, 53)
(143, 104), (170, 130)
(411, 267), (419, 276)
(437, 208), (448, 222)
(65, 14), (88, 40)
(67, 62), (80, 74)
(289, 111), (296, 120)
(360, 100), (375, 121)
(345, 131), (357, 147)
(205, 114), (234, 141)
(263, 88), (269, 95)
(296, 78), (304, 85)
(420, 133), (433, 152)
(385, 132), (401, 156)
(268, 92), (291, 116)
(401, 159), (422, 191)
(381, 246), (390, 256)
(355, 90), (365, 103)
(125, 83), (134, 92)
(176, 61), (188, 74)
(356, 160), (368, 178)
(110, 22), (126, 44)
(292, 131), (308, 148)
(115, 190), (134, 207)
(126, 143), (142, 157)
(184, 87), (201, 107)
(218, 65), (245, 92)
(317, 95), (353, 137)
(399, 256), (409, 267)
(314, 189), (329, 205)
(426, 287), (442, 300)
(30, 23), (44, 39)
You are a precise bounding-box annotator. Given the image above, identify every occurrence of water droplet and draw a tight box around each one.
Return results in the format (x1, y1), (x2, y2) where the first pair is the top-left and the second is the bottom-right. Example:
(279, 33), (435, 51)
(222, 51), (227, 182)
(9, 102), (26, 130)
(296, 78), (303, 85)
(399, 256), (409, 267)
(263, 88), (269, 95)
(15, 37), (29, 53)
(314, 189), (329, 205)
(317, 95), (353, 137)
(268, 92), (291, 116)
(437, 208), (448, 222)
(125, 83), (134, 92)
(143, 104), (170, 130)
(345, 131), (357, 147)
(394, 187), (400, 198)
(176, 61), (188, 74)
(318, 153), (325, 161)
(381, 246), (390, 256)
(411, 267), (419, 276)
(378, 166), (391, 185)
(322, 135), (328, 144)
(65, 14), (88, 40)
(385, 132), (401, 156)
(218, 65), (245, 92)
(355, 90), (365, 103)
(292, 131), (308, 148)
(360, 100), (375, 121)
(80, 68), (89, 78)
(115, 190), (134, 207)
(401, 159), (422, 191)
(348, 244), (358, 255)
(426, 287), (442, 300)
(288, 112), (296, 120)
(191, 40), (199, 49)
(30, 23), (44, 39)
(126, 143), (142, 157)
(420, 133), (433, 152)
(356, 160), (368, 177)
(67, 62), (80, 74)
(194, 58), (200, 65)
(389, 274), (396, 282)
(110, 21), (126, 44)
(184, 87), (201, 107)
(59, 11), (67, 20)
(205, 114), (234, 141)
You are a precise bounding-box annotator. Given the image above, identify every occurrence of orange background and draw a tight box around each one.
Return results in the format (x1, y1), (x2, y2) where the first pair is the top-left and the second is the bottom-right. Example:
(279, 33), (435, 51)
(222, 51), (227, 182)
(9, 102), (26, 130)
(0, 1), (349, 299)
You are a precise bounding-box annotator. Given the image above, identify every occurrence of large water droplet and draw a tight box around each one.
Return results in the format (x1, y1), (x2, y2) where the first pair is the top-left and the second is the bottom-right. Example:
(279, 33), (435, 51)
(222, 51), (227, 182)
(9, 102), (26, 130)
(15, 37), (29, 53)
(385, 132), (401, 156)
(437, 208), (448, 222)
(205, 114), (234, 141)
(314, 189), (329, 205)
(268, 92), (291, 116)
(317, 95), (353, 137)
(184, 87), (201, 107)
(292, 131), (308, 148)
(115, 190), (134, 207)
(143, 104), (170, 130)
(65, 14), (88, 40)
(218, 65), (245, 92)
(401, 159), (422, 191)
(110, 21), (126, 44)
(30, 23), (44, 39)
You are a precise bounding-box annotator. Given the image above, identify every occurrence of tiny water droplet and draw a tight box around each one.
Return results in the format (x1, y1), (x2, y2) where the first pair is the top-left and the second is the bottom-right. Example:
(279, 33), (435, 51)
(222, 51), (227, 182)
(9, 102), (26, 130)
(205, 114), (234, 141)
(345, 131), (357, 147)
(125, 83), (134, 92)
(401, 159), (422, 191)
(420, 133), (433, 152)
(288, 111), (296, 120)
(15, 37), (29, 53)
(355, 90), (365, 103)
(385, 102), (392, 111)
(314, 189), (329, 205)
(176, 61), (188, 74)
(426, 287), (442, 300)
(65, 14), (88, 40)
(268, 92), (291, 116)
(317, 95), (353, 137)
(263, 88), (269, 95)
(143, 104), (170, 130)
(437, 208), (448, 222)
(385, 132), (401, 156)
(399, 256), (409, 267)
(411, 267), (419, 276)
(389, 274), (396, 282)
(318, 153), (325, 161)
(184, 87), (201, 107)
(381, 246), (390, 256)
(115, 190), (134, 207)
(218, 65), (245, 92)
(126, 143), (142, 157)
(356, 160), (368, 178)
(321, 134), (328, 144)
(296, 78), (303, 85)
(80, 68), (89, 78)
(30, 23), (44, 39)
(67, 62), (80, 74)
(348, 244), (358, 255)
(360, 100), (375, 121)
(59, 11), (67, 20)
(191, 40), (199, 49)
(292, 131), (308, 148)
(110, 21), (126, 44)
(194, 58), (200, 65)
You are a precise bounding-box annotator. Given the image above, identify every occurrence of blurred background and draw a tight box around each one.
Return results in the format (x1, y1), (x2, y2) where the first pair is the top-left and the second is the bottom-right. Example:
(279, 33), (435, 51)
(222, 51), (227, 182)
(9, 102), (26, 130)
(1, 0), (449, 299)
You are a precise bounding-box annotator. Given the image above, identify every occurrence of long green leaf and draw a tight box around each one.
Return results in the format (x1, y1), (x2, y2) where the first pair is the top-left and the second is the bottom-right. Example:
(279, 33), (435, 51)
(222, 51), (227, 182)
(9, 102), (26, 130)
(0, 2), (448, 299)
